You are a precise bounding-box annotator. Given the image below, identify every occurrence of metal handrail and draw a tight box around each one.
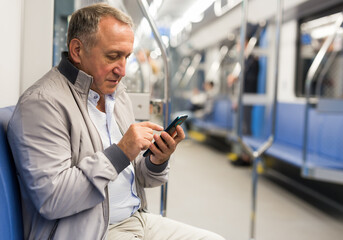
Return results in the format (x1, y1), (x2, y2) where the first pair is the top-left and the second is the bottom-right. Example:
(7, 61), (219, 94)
(171, 57), (191, 89)
(234, 1), (283, 239)
(231, 21), (266, 98)
(178, 53), (202, 88)
(302, 13), (343, 176)
(235, 6), (280, 157)
(136, 0), (170, 217)
(315, 50), (338, 97)
(207, 45), (229, 80)
(245, 22), (267, 59)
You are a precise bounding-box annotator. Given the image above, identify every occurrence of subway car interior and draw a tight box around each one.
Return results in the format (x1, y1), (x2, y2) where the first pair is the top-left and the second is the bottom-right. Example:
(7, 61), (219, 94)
(1, 0), (343, 239)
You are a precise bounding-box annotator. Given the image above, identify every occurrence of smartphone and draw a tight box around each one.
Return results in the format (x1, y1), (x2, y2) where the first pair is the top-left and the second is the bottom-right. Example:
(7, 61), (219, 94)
(143, 114), (188, 157)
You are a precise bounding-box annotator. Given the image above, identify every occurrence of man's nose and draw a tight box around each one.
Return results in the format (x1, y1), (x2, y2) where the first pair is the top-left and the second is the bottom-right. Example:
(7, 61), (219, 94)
(113, 57), (126, 77)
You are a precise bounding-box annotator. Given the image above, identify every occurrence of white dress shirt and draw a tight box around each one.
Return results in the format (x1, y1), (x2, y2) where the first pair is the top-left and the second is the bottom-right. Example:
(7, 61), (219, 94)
(87, 89), (140, 224)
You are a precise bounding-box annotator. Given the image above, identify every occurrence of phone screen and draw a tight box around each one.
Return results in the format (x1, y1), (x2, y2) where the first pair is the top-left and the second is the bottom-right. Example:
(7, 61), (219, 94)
(143, 114), (188, 157)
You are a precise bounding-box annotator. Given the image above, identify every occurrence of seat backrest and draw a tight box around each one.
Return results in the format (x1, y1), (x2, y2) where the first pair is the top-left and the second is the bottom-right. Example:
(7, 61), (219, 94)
(0, 106), (24, 239)
(316, 112), (343, 162)
(212, 98), (233, 129)
(275, 103), (305, 148)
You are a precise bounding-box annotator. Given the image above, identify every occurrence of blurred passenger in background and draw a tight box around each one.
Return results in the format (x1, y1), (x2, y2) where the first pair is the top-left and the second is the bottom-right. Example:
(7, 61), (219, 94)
(7, 3), (224, 240)
(175, 81), (216, 136)
(136, 49), (160, 94)
(227, 25), (259, 166)
(191, 81), (216, 118)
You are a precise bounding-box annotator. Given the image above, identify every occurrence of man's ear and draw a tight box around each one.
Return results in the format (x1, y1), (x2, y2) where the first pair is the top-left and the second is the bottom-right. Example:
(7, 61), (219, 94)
(69, 38), (83, 65)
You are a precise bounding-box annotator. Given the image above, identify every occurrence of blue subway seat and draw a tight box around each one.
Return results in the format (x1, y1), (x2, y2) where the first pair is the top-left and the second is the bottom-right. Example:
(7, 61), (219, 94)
(192, 98), (233, 136)
(0, 106), (23, 239)
(243, 102), (343, 170)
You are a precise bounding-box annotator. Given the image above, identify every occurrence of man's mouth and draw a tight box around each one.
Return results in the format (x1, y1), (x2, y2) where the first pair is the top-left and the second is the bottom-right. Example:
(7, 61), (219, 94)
(108, 79), (119, 83)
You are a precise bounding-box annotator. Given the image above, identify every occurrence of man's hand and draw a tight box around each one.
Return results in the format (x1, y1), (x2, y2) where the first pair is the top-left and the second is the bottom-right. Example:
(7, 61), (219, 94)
(149, 125), (185, 165)
(117, 122), (163, 161)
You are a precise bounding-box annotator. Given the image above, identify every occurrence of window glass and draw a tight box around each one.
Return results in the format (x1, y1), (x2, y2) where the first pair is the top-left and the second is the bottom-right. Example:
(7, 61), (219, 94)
(297, 11), (343, 98)
(53, 0), (75, 66)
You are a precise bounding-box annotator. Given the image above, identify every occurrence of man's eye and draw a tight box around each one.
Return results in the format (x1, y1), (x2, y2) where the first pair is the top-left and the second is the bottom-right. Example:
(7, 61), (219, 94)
(107, 55), (118, 60)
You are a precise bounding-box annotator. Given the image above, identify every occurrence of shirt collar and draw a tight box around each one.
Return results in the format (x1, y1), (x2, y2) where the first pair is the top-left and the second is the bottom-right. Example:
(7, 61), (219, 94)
(88, 89), (116, 107)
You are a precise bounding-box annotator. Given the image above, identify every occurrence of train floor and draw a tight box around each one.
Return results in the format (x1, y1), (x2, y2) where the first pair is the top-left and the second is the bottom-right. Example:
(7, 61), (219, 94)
(145, 139), (343, 240)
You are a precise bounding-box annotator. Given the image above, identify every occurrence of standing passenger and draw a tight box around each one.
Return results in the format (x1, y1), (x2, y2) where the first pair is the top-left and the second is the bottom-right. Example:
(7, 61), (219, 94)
(227, 25), (259, 166)
(7, 3), (225, 240)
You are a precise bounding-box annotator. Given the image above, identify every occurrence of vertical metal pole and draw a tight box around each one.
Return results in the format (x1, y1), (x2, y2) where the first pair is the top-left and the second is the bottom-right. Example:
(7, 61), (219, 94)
(160, 182), (168, 216)
(136, 0), (170, 217)
(250, 157), (260, 240)
(248, 1), (283, 239)
(271, 0), (282, 138)
(236, 0), (248, 139)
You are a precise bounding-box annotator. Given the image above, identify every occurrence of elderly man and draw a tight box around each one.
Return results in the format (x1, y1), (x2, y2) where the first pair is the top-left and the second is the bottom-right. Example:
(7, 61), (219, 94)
(8, 3), (225, 240)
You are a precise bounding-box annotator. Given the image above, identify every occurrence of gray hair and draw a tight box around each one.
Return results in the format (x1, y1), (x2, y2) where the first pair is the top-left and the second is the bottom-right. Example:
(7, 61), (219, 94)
(67, 3), (134, 51)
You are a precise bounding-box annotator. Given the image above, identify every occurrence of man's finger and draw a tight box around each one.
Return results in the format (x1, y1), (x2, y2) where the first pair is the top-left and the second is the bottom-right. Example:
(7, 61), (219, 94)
(139, 121), (164, 131)
(174, 125), (185, 142)
(154, 134), (170, 152)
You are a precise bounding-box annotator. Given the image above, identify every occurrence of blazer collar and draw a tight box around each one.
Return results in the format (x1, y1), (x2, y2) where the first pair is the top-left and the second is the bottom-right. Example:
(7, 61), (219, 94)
(57, 52), (93, 95)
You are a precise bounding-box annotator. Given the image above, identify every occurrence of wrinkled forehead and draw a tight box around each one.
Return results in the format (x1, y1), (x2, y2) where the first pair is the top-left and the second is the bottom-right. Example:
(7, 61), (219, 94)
(93, 17), (134, 53)
(94, 16), (132, 40)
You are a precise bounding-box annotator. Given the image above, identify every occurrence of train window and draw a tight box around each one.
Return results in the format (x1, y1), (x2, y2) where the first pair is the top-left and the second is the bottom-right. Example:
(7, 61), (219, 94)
(296, 9), (343, 98)
(53, 1), (74, 66)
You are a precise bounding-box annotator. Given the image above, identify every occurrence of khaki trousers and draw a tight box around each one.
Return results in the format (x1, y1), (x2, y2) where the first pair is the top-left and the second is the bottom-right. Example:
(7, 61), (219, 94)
(107, 211), (225, 240)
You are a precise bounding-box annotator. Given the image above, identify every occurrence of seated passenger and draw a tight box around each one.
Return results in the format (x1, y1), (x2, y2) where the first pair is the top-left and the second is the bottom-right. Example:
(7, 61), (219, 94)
(7, 4), (225, 240)
(175, 81), (216, 135)
(193, 81), (216, 119)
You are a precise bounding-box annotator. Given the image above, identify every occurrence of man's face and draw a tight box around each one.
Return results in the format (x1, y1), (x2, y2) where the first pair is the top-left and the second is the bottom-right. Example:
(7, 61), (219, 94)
(79, 16), (134, 96)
